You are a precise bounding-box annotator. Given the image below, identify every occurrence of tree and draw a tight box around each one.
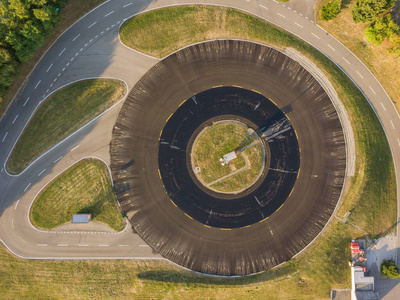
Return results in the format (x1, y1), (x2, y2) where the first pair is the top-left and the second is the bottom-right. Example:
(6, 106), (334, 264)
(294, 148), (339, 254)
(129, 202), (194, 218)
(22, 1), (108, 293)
(381, 260), (400, 279)
(321, 0), (342, 21)
(365, 14), (399, 44)
(352, 0), (389, 23)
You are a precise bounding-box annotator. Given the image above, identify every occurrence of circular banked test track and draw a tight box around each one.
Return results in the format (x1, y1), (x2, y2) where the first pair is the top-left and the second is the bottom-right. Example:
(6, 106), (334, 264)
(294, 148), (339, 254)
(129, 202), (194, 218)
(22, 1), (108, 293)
(110, 40), (346, 276)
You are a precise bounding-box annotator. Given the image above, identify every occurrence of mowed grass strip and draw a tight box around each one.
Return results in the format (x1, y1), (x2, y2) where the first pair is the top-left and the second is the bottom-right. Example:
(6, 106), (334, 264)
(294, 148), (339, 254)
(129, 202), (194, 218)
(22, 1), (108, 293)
(6, 79), (126, 174)
(30, 158), (125, 232)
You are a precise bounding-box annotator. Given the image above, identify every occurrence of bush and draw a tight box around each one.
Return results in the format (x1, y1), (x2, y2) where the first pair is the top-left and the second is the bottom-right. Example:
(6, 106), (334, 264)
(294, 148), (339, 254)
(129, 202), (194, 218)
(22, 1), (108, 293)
(352, 0), (389, 22)
(321, 0), (342, 21)
(365, 14), (400, 45)
(381, 260), (400, 279)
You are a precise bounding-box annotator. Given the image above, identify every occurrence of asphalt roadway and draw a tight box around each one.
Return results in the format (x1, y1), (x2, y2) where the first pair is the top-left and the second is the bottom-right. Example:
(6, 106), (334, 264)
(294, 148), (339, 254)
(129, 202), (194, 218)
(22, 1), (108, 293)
(0, 0), (398, 274)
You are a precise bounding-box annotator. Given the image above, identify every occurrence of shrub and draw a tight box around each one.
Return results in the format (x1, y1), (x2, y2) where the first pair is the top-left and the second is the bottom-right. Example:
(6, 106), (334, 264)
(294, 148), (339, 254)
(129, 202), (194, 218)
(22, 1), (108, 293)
(321, 0), (342, 21)
(352, 0), (389, 22)
(381, 260), (400, 279)
(365, 14), (399, 45)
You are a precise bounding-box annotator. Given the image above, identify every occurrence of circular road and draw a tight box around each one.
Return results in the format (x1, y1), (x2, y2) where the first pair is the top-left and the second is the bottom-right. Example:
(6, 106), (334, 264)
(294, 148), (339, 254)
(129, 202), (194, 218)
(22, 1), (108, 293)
(110, 40), (346, 276)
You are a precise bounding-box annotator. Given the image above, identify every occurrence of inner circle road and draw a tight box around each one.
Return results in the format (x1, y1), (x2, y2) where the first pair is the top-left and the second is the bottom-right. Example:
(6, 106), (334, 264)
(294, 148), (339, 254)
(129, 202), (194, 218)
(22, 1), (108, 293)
(0, 0), (398, 264)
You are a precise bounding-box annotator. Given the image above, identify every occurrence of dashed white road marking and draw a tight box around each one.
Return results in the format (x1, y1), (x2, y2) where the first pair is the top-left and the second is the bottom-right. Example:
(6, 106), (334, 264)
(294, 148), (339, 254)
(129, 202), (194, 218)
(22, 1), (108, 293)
(53, 156), (63, 163)
(2, 132), (8, 142)
(105, 11), (114, 17)
(88, 21), (97, 28)
(106, 27), (110, 31)
(370, 86), (376, 94)
(75, 53), (78, 57)
(311, 33), (320, 39)
(328, 44), (335, 51)
(46, 63), (53, 72)
(277, 13), (286, 18)
(14, 200), (19, 210)
(59, 48), (66, 56)
(24, 183), (31, 192)
(78, 244), (89, 247)
(259, 4), (268, 10)
(123, 2), (133, 7)
(356, 71), (364, 79)
(80, 48), (83, 52)
(288, 7), (292, 10)
(23, 97), (30, 107)
(305, 16), (309, 20)
(0, 168), (3, 172)
(398, 138), (400, 147)
(34, 80), (41, 89)
(37, 244), (47, 247)
(381, 102), (387, 111)
(119, 244), (129, 247)
(139, 245), (149, 247)
(342, 57), (350, 64)
(390, 120), (395, 129)
(11, 218), (14, 229)
(98, 244), (109, 247)
(58, 244), (68, 247)
(89, 39), (93, 43)
(71, 145), (80, 151)
(72, 33), (81, 41)
(38, 169), (46, 176)
(295, 22), (303, 28)
(12, 114), (19, 124)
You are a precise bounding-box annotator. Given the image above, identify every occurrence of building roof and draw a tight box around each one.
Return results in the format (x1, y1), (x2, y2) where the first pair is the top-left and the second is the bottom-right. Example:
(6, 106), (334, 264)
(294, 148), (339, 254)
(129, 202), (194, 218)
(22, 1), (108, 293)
(223, 151), (237, 163)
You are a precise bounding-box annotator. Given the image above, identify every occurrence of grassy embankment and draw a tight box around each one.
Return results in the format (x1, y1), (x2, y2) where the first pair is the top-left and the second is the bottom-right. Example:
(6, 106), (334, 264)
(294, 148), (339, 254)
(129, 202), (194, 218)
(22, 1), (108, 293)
(0, 6), (396, 299)
(316, 0), (400, 112)
(0, 0), (108, 118)
(30, 158), (126, 232)
(6, 79), (126, 174)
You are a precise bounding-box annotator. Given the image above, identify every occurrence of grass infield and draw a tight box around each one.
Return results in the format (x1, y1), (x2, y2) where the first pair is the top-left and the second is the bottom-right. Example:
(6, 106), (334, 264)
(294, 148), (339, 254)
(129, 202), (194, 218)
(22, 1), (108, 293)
(0, 5), (396, 299)
(192, 121), (264, 193)
(6, 79), (126, 174)
(30, 158), (125, 232)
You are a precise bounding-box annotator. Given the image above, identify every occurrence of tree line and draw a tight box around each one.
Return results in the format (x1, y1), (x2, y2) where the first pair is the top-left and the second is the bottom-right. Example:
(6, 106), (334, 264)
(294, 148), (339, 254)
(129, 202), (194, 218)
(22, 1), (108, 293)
(0, 0), (66, 105)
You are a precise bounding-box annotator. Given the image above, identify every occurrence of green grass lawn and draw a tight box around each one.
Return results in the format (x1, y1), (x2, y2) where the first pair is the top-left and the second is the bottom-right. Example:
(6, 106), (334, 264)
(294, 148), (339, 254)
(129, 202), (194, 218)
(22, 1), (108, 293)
(6, 79), (126, 174)
(0, 5), (396, 299)
(30, 158), (125, 232)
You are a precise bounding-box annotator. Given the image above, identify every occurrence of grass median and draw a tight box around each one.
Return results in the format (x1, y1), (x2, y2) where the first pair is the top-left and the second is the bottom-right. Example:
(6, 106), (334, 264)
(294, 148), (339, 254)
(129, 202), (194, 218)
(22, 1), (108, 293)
(6, 79), (126, 174)
(0, 5), (396, 299)
(30, 158), (125, 232)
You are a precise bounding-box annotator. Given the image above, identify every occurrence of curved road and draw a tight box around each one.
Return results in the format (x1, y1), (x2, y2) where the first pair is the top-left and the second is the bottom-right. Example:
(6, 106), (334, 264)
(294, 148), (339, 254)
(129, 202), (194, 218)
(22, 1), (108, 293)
(0, 0), (398, 263)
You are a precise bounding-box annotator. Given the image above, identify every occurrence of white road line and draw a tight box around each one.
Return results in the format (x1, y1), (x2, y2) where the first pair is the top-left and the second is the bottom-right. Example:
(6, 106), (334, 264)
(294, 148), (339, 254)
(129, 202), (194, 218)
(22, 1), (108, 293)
(98, 244), (109, 247)
(0, 168), (3, 172)
(72, 33), (81, 41)
(88, 21), (97, 28)
(58, 73), (61, 77)
(101, 31), (104, 34)
(62, 67), (65, 71)
(38, 169), (46, 176)
(50, 83), (54, 88)
(119, 244), (129, 247)
(34, 80), (41, 89)
(311, 33), (320, 39)
(12, 114), (19, 124)
(328, 44), (335, 51)
(123, 3), (133, 7)
(37, 244), (47, 246)
(259, 4), (268, 10)
(59, 48), (66, 56)
(356, 71), (364, 79)
(71, 145), (79, 151)
(80, 48), (83, 52)
(53, 156), (63, 163)
(95, 35), (98, 38)
(75, 53), (78, 57)
(294, 22), (303, 28)
(78, 244), (89, 247)
(58, 244), (68, 247)
(390, 120), (395, 129)
(305, 17), (309, 20)
(11, 218), (14, 229)
(299, 13), (303, 16)
(370, 86), (376, 94)
(111, 24), (115, 28)
(84, 44), (88, 47)
(46, 89), (49, 93)
(342, 57), (350, 64)
(105, 11), (114, 17)
(24, 183), (31, 192)
(381, 102), (387, 111)
(89, 39), (93, 43)
(54, 78), (57, 82)
(106, 27), (110, 31)
(46, 63), (53, 72)
(2, 132), (8, 142)
(277, 13), (286, 18)
(139, 245), (149, 247)
(398, 138), (400, 147)
(14, 200), (19, 209)
(288, 7), (292, 10)
(294, 10), (297, 13)
(23, 97), (30, 107)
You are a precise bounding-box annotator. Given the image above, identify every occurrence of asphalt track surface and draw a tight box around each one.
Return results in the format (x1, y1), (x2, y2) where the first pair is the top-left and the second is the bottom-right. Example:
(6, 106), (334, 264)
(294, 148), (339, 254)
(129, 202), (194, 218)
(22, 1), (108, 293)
(110, 40), (345, 275)
(0, 0), (398, 275)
